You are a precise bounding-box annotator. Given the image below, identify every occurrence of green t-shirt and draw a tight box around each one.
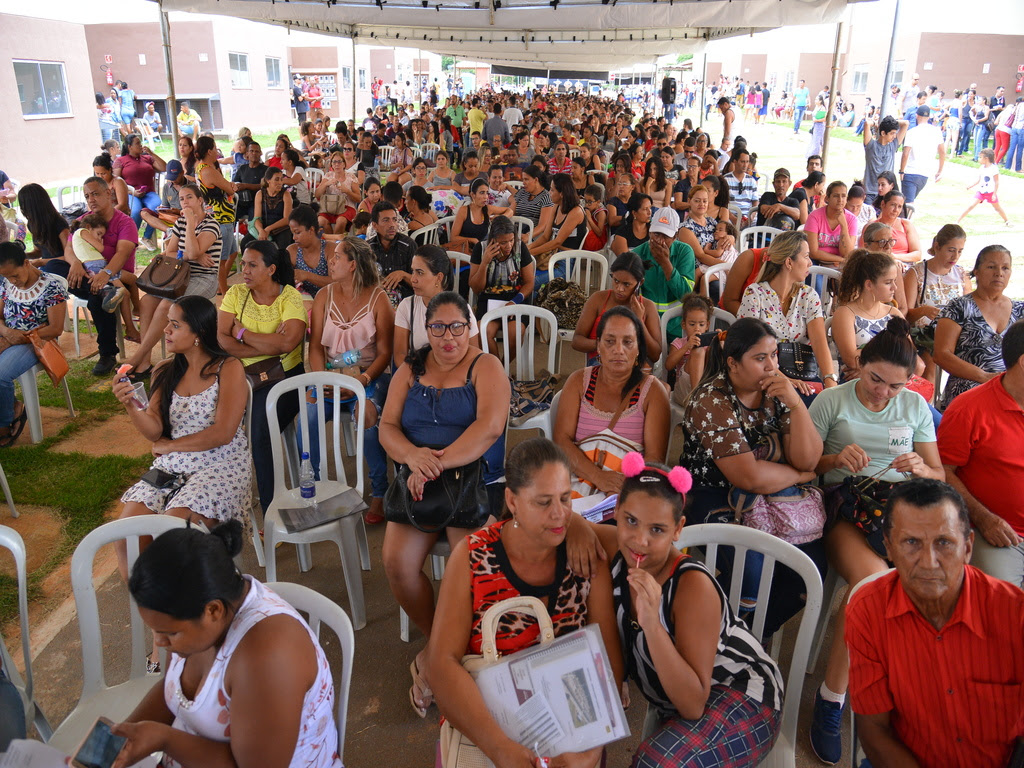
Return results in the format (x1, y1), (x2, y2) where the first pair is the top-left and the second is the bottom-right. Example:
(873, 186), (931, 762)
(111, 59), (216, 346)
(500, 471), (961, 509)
(635, 239), (695, 339)
(809, 379), (935, 485)
(446, 105), (466, 127)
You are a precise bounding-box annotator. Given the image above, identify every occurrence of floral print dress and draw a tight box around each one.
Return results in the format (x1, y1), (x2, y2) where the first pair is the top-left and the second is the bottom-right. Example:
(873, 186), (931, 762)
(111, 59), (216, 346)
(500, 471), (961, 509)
(738, 282), (823, 344)
(120, 376), (251, 522)
(163, 577), (343, 768)
(939, 294), (1024, 409)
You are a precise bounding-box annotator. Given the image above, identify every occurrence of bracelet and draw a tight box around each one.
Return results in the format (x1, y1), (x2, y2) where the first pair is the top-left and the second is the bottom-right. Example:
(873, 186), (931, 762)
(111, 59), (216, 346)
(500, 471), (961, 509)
(236, 327), (246, 341)
(512, 292), (525, 305)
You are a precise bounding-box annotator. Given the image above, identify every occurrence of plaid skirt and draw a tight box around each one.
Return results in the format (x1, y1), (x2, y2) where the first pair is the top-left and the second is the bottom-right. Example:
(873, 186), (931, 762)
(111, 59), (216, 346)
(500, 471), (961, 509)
(632, 686), (781, 768)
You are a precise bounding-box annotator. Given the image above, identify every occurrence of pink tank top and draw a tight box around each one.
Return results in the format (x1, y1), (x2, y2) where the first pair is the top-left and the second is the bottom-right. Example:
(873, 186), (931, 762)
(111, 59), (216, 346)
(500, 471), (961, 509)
(320, 284), (385, 367)
(573, 365), (653, 446)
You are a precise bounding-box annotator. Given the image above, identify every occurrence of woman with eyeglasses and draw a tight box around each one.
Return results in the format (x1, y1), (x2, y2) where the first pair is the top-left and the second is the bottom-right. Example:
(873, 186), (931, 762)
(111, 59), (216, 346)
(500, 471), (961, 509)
(379, 290), (509, 718)
(867, 190), (922, 267)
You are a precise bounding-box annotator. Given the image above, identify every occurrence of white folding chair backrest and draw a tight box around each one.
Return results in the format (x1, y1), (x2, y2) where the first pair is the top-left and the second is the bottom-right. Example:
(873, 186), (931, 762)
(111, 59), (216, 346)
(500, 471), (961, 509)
(656, 303), (684, 380)
(739, 226), (782, 252)
(419, 142), (440, 162)
(728, 203), (743, 231)
(305, 168), (325, 190)
(713, 307), (737, 328)
(0, 525), (49, 738)
(448, 250), (474, 306)
(700, 263), (731, 300)
(510, 216), (535, 242)
(568, 147), (581, 159)
(57, 185), (83, 210)
(411, 220), (446, 246)
(479, 305), (558, 382)
(378, 145), (395, 169)
(807, 265), (841, 316)
(548, 250), (609, 296)
(266, 581), (355, 764)
(674, 524), (824, 763)
(263, 149), (276, 162)
(266, 373), (365, 495)
(72, 516), (193, 698)
(505, 180), (524, 190)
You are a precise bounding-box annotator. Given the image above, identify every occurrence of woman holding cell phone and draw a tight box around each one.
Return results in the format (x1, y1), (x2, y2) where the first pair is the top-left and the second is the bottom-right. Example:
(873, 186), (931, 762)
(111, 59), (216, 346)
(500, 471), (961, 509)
(113, 295), (251, 649)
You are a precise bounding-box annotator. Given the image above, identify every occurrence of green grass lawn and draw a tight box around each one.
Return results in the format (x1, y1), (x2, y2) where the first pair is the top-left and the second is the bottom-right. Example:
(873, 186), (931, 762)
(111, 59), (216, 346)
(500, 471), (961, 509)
(0, 361), (152, 625)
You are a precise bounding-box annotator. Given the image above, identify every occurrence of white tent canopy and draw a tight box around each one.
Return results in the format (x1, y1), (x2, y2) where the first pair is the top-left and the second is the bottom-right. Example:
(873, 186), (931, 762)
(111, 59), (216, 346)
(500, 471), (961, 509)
(157, 0), (862, 71)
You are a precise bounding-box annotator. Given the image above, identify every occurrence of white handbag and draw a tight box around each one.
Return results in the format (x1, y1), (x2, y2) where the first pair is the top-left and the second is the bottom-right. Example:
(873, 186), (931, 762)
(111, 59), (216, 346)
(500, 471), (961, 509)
(439, 596), (555, 768)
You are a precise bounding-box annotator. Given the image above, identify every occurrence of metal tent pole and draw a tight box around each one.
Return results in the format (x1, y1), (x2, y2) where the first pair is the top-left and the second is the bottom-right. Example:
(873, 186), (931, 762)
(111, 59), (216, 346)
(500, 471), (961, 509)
(159, 1), (179, 148)
(821, 21), (844, 170)
(351, 35), (357, 120)
(880, 0), (902, 116)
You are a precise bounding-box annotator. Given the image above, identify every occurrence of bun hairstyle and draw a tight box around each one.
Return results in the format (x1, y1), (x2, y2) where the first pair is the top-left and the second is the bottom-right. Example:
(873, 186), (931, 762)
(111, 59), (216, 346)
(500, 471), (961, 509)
(928, 224), (966, 256)
(837, 249), (897, 304)
(503, 438), (571, 519)
(971, 244), (1011, 277)
(859, 316), (916, 374)
(620, 453), (693, 523)
(128, 520), (245, 620)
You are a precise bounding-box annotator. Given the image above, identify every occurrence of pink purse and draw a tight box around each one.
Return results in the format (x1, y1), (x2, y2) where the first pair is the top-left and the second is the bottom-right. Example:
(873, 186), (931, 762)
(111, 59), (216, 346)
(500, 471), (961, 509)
(741, 485), (826, 545)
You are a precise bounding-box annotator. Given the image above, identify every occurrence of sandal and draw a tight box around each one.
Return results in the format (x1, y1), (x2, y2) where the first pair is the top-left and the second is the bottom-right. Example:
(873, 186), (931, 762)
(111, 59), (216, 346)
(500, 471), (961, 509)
(127, 367), (152, 383)
(0, 405), (27, 448)
(409, 658), (433, 718)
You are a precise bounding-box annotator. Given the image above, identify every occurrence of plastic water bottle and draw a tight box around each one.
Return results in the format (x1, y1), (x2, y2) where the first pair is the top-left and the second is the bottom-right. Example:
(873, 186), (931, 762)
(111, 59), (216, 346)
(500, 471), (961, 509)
(176, 248), (184, 261)
(299, 452), (316, 505)
(327, 349), (361, 378)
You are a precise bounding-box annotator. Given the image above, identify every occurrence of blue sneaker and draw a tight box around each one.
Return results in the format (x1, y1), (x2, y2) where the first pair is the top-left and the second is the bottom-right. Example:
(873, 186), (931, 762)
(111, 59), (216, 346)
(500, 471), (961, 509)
(810, 691), (843, 764)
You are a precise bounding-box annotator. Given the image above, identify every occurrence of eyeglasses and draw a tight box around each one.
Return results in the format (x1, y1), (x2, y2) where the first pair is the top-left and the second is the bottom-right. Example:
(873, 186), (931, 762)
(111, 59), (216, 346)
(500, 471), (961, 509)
(427, 321), (469, 337)
(869, 238), (898, 247)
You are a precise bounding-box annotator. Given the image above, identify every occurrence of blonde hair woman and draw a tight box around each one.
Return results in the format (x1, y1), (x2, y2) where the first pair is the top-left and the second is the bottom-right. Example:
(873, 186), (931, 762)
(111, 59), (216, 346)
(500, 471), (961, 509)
(737, 231), (837, 395)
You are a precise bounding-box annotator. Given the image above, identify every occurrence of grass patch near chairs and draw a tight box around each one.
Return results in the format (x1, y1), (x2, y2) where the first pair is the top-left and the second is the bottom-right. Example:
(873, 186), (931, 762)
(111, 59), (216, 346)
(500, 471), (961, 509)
(1, 362), (153, 626)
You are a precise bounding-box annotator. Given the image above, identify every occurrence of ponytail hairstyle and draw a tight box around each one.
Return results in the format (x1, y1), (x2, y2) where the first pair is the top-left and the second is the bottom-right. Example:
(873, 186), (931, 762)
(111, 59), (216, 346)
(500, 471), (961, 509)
(927, 224), (966, 257)
(859, 316), (916, 375)
(404, 291), (471, 377)
(691, 317), (777, 395)
(970, 244), (1011, 278)
(837, 249), (897, 304)
(619, 453), (693, 523)
(595, 305), (647, 399)
(128, 520), (246, 620)
(755, 230), (808, 285)
(413, 243), (454, 291)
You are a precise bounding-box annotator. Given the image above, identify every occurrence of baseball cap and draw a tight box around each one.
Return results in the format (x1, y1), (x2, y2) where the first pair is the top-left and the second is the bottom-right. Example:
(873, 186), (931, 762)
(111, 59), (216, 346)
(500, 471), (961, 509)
(649, 207), (680, 237)
(164, 159), (183, 182)
(773, 167), (791, 179)
(916, 105), (931, 117)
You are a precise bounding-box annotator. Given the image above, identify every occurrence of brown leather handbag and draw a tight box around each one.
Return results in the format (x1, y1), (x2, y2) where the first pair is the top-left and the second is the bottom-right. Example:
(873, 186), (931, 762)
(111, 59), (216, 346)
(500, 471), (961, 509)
(137, 254), (190, 300)
(26, 329), (69, 386)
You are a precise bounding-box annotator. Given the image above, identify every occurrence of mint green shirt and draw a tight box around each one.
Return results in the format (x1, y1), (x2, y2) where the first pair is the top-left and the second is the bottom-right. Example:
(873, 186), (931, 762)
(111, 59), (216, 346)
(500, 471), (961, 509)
(635, 239), (695, 339)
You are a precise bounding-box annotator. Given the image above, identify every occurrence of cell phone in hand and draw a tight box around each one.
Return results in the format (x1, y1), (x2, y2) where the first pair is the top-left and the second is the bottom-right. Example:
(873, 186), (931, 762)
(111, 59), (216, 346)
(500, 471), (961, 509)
(72, 717), (127, 768)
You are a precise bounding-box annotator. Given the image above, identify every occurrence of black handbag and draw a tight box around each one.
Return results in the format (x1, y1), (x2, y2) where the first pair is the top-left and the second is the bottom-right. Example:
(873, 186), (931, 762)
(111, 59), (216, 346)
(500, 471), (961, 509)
(384, 453), (488, 533)
(825, 471), (901, 558)
(237, 291), (286, 391)
(777, 341), (820, 382)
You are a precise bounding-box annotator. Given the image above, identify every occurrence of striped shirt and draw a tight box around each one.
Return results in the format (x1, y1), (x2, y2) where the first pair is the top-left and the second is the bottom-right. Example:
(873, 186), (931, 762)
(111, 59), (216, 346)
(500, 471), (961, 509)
(612, 554), (783, 716)
(846, 566), (1024, 768)
(723, 172), (758, 219)
(512, 188), (553, 226)
(170, 214), (221, 275)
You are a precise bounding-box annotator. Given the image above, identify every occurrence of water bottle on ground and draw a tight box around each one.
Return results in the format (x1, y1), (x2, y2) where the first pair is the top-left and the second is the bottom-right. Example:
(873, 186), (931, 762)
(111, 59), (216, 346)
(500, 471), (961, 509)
(299, 451), (316, 506)
(327, 349), (362, 378)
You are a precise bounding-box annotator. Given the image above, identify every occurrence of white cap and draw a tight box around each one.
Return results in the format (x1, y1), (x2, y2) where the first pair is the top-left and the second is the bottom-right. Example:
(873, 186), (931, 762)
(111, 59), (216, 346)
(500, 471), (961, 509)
(649, 207), (680, 237)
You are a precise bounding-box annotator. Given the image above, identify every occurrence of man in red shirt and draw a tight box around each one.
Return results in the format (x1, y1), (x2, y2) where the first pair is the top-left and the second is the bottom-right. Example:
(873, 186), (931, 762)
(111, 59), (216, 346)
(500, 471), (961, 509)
(938, 320), (1024, 587)
(846, 479), (1024, 768)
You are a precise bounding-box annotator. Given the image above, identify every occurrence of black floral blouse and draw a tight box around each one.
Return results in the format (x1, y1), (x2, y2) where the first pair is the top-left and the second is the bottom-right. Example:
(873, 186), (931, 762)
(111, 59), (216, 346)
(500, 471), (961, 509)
(680, 373), (792, 489)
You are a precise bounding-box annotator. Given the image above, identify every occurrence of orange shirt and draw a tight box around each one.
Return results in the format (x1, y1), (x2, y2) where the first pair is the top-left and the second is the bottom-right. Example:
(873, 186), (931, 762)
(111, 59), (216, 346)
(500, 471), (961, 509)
(846, 567), (1024, 768)
(939, 374), (1024, 534)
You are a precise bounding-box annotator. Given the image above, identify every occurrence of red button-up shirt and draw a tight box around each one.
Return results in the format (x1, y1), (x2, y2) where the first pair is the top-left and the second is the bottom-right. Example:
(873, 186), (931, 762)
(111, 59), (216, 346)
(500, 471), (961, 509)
(846, 566), (1024, 768)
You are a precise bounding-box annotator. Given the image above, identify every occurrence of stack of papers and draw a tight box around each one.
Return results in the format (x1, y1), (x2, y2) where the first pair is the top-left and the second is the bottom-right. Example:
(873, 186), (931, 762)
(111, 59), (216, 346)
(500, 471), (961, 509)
(473, 625), (630, 757)
(571, 494), (618, 523)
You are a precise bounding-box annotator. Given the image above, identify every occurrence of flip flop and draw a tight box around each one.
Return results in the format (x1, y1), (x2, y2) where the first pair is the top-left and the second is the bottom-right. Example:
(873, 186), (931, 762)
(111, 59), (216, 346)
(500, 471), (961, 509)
(0, 406), (28, 448)
(409, 658), (433, 718)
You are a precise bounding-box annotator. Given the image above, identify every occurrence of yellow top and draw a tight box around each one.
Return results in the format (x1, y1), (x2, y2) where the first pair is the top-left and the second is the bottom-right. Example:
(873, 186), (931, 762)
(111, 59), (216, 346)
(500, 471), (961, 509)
(220, 283), (307, 370)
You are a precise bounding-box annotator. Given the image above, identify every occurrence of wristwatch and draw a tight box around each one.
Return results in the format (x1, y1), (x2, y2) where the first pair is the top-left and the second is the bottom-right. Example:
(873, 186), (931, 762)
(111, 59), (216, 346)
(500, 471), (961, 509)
(102, 268), (115, 277)
(823, 373), (839, 382)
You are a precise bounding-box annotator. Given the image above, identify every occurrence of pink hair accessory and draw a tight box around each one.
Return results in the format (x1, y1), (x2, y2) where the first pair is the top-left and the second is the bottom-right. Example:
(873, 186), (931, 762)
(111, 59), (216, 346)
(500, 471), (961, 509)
(620, 452), (693, 495)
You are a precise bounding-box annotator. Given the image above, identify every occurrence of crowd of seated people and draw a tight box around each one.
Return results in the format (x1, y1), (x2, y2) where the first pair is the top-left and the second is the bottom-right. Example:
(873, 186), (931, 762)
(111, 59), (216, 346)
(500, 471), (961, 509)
(3, 84), (1024, 768)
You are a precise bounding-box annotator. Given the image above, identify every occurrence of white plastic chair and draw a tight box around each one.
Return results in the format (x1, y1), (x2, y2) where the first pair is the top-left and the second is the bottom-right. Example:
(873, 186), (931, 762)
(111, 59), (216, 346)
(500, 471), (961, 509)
(640, 524), (824, 768)
(700, 263), (731, 301)
(447, 250), (475, 307)
(398, 539), (451, 642)
(48, 515), (192, 753)
(713, 307), (737, 328)
(846, 569), (894, 767)
(263, 149), (276, 162)
(266, 581), (355, 764)
(262, 373), (371, 630)
(18, 366), (75, 444)
(411, 219), (447, 247)
(68, 295), (93, 358)
(806, 265), (841, 316)
(547, 250), (610, 364)
(0, 457), (16, 517)
(479, 305), (558, 439)
(305, 168), (325, 191)
(239, 381), (265, 568)
(378, 145), (395, 171)
(509, 215), (535, 242)
(568, 147), (581, 159)
(739, 226), (782, 252)
(418, 142), (440, 163)
(728, 203), (744, 232)
(0, 525), (52, 739)
(505, 180), (524, 190)
(56, 186), (83, 211)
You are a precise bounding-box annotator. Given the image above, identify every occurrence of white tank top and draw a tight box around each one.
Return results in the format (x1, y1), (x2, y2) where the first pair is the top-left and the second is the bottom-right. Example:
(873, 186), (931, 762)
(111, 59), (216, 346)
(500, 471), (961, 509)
(162, 577), (343, 768)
